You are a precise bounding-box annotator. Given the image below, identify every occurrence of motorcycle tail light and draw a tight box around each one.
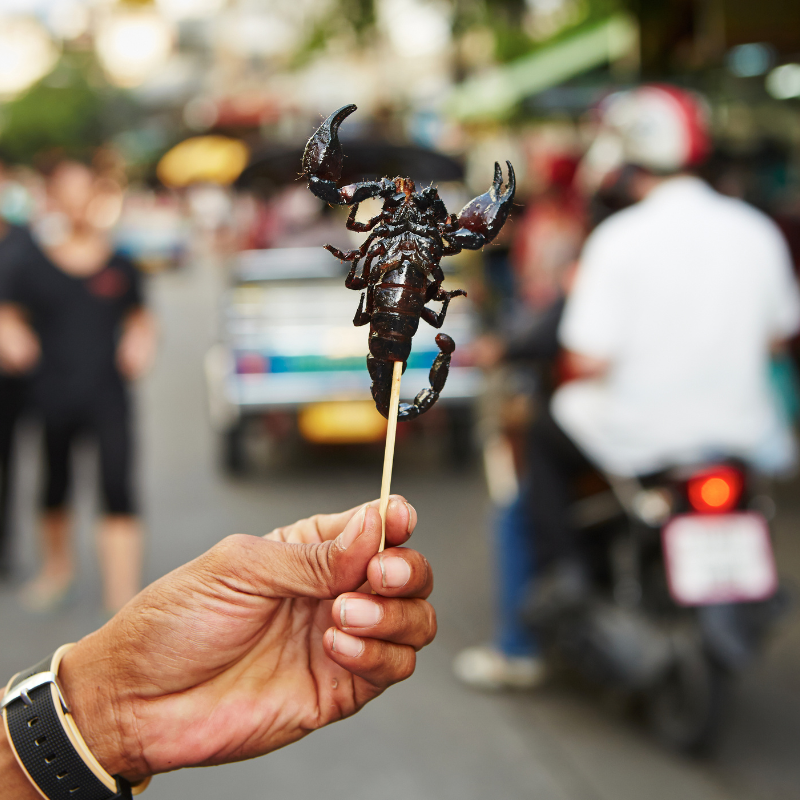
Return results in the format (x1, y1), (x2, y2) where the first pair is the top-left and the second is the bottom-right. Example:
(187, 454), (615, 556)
(687, 467), (743, 513)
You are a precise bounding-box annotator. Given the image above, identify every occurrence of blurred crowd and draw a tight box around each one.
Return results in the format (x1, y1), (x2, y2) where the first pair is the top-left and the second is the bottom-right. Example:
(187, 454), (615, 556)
(2, 80), (800, 736)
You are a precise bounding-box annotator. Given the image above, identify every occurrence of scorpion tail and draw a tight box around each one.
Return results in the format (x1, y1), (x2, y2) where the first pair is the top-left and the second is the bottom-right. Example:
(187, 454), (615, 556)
(369, 334), (455, 421)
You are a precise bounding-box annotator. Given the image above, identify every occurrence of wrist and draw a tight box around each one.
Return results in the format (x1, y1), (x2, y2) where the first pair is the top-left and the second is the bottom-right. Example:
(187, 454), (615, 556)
(58, 634), (147, 782)
(0, 722), (40, 800)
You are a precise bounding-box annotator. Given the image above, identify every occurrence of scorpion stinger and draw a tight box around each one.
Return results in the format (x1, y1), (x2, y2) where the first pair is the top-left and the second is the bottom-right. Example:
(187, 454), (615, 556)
(303, 105), (515, 422)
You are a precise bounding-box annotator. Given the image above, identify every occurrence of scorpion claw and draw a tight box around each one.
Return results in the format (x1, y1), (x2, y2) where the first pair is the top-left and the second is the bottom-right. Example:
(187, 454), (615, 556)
(492, 162), (503, 192)
(453, 161), (516, 249)
(302, 104), (357, 182)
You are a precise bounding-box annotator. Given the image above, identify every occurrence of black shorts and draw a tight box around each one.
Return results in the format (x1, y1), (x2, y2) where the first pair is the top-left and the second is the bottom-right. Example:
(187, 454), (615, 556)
(42, 397), (136, 516)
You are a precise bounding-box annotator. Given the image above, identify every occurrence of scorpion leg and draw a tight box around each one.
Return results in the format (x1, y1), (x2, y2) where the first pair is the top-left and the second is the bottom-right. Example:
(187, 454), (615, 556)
(447, 161), (516, 250)
(353, 287), (372, 326)
(425, 266), (445, 301)
(346, 243), (385, 290)
(421, 289), (467, 328)
(325, 244), (360, 261)
(346, 204), (384, 232)
(345, 260), (367, 290)
(329, 232), (382, 285)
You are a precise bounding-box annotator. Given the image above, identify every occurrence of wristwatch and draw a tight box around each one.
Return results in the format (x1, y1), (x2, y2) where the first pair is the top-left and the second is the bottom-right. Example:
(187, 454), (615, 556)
(1, 645), (149, 800)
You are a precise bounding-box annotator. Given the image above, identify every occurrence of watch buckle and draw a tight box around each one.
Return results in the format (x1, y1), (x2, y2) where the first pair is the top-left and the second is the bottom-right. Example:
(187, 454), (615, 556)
(0, 671), (71, 714)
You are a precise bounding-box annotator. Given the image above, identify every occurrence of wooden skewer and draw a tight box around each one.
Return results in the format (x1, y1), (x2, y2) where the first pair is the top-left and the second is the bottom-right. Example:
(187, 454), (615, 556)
(378, 360), (403, 552)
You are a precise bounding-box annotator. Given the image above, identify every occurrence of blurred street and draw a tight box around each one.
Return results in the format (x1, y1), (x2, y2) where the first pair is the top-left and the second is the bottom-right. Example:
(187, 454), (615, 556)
(1, 257), (800, 800)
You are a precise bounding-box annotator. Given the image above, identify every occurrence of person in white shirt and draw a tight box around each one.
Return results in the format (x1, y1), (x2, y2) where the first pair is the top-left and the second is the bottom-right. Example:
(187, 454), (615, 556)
(555, 175), (800, 476)
(537, 85), (800, 589)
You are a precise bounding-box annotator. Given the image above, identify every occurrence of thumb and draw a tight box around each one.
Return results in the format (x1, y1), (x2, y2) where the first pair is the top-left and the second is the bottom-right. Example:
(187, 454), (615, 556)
(212, 505), (381, 600)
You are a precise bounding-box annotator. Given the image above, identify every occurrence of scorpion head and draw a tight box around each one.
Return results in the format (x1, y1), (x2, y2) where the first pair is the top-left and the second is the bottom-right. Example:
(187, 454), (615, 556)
(394, 177), (416, 198)
(417, 185), (448, 221)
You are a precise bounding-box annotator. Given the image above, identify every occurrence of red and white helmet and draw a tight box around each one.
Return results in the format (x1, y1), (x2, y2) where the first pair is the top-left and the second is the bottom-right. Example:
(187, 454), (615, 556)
(580, 84), (711, 189)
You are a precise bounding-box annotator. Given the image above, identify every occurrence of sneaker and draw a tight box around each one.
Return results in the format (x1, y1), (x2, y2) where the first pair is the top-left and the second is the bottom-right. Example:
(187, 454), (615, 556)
(453, 645), (546, 691)
(19, 574), (75, 613)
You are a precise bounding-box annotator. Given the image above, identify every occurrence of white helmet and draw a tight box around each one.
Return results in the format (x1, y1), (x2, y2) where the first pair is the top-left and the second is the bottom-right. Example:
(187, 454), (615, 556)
(581, 84), (711, 190)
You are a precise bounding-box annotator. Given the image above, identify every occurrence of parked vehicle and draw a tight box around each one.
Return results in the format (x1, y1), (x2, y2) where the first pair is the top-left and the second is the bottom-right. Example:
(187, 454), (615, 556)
(205, 245), (479, 472)
(533, 460), (785, 753)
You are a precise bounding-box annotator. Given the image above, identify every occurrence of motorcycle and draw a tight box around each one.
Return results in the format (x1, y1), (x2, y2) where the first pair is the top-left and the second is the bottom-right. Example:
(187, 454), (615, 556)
(530, 460), (786, 753)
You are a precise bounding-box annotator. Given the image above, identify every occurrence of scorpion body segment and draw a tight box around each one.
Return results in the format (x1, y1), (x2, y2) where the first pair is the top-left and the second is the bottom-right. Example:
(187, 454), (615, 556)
(302, 105), (515, 421)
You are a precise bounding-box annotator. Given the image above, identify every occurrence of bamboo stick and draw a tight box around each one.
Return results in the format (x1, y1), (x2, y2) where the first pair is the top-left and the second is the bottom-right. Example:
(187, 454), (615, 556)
(378, 360), (403, 552)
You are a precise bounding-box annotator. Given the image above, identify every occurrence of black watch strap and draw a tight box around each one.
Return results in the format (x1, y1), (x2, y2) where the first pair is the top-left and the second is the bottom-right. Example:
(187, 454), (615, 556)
(2, 647), (133, 800)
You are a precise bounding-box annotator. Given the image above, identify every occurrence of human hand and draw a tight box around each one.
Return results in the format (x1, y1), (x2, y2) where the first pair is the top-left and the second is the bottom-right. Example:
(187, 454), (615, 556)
(57, 497), (434, 782)
(116, 309), (157, 381)
(0, 305), (40, 374)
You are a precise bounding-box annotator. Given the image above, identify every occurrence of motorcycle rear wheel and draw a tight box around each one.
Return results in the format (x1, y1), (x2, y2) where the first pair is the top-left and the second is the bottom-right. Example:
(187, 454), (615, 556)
(645, 633), (728, 755)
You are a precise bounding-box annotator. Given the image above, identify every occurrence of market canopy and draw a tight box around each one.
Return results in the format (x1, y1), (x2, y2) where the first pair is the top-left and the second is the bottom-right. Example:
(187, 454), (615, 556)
(446, 14), (638, 122)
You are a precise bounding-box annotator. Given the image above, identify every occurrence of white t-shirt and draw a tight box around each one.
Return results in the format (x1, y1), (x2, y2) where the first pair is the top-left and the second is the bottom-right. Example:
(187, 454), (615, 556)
(553, 176), (800, 477)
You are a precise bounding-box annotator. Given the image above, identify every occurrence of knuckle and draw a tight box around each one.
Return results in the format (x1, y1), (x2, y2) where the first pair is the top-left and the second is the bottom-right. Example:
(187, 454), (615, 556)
(421, 603), (438, 648)
(210, 533), (255, 563)
(206, 534), (262, 588)
(299, 540), (338, 594)
(265, 525), (289, 542)
(395, 646), (416, 682)
(367, 641), (415, 687)
(421, 556), (434, 593)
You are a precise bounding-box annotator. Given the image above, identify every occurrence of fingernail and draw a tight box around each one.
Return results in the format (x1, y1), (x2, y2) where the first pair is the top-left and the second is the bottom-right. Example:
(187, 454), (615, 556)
(404, 501), (416, 535)
(332, 630), (364, 658)
(337, 505), (367, 550)
(380, 555), (411, 589)
(340, 598), (382, 628)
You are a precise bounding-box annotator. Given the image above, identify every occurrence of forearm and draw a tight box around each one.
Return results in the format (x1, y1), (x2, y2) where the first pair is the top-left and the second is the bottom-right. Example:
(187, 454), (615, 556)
(124, 307), (156, 340)
(118, 307), (158, 380)
(0, 723), (41, 800)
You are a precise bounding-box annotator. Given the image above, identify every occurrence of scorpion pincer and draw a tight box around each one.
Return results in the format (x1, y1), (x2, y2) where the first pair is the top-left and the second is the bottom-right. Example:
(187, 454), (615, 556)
(301, 104), (515, 421)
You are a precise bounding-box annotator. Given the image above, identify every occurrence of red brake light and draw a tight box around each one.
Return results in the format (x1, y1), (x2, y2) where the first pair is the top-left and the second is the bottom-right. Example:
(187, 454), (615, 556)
(687, 467), (743, 513)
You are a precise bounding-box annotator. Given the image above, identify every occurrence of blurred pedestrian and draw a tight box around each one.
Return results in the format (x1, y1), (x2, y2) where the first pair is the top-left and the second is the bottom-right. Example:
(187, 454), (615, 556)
(454, 156), (585, 690)
(0, 160), (156, 612)
(0, 215), (41, 577)
(512, 154), (585, 312)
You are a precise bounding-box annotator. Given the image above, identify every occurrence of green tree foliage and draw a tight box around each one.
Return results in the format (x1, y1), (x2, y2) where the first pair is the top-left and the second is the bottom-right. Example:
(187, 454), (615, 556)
(0, 56), (136, 165)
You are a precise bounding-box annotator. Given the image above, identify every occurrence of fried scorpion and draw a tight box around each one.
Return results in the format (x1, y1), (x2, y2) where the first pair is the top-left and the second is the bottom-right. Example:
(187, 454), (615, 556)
(302, 104), (515, 421)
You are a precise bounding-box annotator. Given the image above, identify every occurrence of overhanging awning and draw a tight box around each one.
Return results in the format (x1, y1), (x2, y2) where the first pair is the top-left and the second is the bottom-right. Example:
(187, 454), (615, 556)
(446, 14), (638, 121)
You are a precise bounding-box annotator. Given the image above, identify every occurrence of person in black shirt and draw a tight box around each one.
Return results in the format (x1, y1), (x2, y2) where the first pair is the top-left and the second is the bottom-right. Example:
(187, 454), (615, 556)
(0, 161), (156, 611)
(0, 221), (39, 577)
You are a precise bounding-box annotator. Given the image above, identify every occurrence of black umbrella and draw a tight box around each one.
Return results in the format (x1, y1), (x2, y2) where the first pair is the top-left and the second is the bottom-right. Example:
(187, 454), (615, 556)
(237, 140), (464, 195)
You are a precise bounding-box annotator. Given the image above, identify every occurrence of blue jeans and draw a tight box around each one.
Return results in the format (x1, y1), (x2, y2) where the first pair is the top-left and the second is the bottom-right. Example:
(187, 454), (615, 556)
(493, 495), (539, 657)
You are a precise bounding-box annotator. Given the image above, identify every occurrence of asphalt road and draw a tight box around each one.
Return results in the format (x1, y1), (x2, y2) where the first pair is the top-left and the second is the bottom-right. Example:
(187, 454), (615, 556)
(2, 257), (800, 800)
